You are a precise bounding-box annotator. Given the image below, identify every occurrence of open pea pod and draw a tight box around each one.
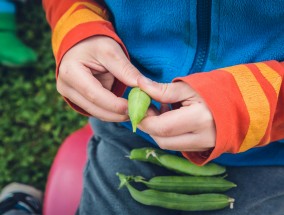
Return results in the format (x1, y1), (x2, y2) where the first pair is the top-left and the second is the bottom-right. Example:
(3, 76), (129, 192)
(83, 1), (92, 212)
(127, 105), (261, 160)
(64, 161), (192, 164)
(128, 87), (151, 132)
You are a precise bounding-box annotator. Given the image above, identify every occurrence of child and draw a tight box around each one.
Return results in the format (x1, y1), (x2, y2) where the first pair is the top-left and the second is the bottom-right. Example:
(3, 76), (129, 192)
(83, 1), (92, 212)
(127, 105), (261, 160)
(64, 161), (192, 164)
(43, 1), (284, 214)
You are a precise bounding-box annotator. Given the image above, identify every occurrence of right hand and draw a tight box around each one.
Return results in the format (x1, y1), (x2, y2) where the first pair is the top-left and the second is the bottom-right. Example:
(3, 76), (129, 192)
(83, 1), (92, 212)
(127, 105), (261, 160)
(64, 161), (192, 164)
(58, 36), (142, 122)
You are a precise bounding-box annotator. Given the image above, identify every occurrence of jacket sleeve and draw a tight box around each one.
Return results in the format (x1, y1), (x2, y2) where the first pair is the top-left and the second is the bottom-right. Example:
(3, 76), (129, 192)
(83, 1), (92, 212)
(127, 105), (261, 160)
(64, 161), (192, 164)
(42, 0), (127, 115)
(174, 60), (284, 165)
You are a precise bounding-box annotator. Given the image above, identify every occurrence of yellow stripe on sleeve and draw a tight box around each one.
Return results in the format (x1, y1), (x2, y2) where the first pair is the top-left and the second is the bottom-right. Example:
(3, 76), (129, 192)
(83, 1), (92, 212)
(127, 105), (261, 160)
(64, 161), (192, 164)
(52, 2), (108, 55)
(224, 65), (270, 152)
(255, 62), (282, 96)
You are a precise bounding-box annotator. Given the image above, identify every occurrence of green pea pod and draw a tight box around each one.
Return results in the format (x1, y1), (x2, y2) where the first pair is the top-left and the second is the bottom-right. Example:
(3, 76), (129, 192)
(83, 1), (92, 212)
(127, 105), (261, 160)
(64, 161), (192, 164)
(129, 147), (226, 176)
(157, 154), (226, 176)
(128, 87), (151, 132)
(129, 147), (167, 166)
(133, 175), (237, 194)
(117, 173), (235, 211)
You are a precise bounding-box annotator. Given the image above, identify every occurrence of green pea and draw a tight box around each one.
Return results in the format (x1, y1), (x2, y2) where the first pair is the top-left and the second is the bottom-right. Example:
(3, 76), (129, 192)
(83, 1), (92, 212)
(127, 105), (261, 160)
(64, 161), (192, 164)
(128, 87), (151, 132)
(117, 173), (235, 211)
(129, 147), (226, 176)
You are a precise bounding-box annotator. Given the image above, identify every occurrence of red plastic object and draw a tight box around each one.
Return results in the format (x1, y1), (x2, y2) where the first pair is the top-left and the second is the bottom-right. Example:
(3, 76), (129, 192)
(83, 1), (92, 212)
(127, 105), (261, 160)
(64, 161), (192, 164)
(43, 124), (93, 215)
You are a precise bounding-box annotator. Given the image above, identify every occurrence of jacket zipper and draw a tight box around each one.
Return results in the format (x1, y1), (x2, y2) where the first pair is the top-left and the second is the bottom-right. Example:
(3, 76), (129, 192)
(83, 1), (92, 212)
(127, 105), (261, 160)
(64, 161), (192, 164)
(189, 0), (212, 73)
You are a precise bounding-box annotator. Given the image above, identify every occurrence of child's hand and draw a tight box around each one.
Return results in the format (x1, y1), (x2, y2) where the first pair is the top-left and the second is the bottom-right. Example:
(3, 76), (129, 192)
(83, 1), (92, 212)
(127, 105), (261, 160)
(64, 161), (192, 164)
(137, 77), (216, 152)
(58, 36), (142, 122)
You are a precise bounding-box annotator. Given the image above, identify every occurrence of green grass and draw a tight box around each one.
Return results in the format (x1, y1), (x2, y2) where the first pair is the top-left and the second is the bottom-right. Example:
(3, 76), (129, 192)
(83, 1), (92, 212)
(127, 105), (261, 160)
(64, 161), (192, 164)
(0, 1), (87, 190)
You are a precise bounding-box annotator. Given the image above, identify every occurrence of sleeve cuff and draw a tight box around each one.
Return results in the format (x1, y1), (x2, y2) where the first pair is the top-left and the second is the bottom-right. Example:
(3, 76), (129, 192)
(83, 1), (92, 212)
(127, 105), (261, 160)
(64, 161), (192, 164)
(174, 60), (284, 165)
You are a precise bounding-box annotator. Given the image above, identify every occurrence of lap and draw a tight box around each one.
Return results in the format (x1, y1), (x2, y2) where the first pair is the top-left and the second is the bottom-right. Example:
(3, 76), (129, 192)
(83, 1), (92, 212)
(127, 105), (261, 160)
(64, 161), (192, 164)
(77, 118), (176, 215)
(77, 118), (284, 215)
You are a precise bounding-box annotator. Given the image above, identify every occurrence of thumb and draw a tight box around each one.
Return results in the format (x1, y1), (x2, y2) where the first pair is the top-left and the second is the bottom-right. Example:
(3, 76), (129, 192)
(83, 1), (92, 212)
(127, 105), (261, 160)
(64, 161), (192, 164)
(138, 76), (194, 103)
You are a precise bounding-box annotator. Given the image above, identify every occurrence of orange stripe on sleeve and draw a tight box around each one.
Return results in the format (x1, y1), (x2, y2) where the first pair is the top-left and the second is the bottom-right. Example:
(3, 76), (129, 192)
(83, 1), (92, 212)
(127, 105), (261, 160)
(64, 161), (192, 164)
(43, 0), (105, 29)
(221, 65), (270, 152)
(52, 2), (108, 56)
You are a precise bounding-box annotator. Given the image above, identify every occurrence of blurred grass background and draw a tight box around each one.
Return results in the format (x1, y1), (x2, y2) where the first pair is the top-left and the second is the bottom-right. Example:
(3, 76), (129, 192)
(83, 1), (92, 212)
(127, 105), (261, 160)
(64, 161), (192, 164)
(0, 1), (87, 190)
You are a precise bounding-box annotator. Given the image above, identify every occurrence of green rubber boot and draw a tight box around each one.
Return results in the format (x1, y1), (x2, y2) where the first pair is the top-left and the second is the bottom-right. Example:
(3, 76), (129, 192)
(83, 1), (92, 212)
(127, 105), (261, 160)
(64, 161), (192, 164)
(0, 13), (37, 67)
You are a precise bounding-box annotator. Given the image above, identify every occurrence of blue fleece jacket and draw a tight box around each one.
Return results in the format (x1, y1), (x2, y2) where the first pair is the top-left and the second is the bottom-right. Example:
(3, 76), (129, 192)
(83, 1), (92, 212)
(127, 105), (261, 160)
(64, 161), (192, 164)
(103, 0), (284, 166)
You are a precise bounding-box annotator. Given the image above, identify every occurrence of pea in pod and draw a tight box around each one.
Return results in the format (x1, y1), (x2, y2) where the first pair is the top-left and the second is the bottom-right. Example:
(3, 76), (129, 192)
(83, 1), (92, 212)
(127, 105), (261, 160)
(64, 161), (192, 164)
(129, 147), (226, 176)
(133, 175), (237, 194)
(117, 173), (235, 211)
(128, 87), (151, 132)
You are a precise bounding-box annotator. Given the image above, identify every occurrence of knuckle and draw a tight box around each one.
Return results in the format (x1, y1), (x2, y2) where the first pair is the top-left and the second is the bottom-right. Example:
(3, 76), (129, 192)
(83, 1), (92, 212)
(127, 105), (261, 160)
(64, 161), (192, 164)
(121, 61), (136, 77)
(102, 41), (121, 60)
(155, 124), (172, 137)
(83, 106), (105, 120)
(200, 109), (214, 128)
(205, 132), (216, 148)
(99, 114), (127, 122)
(84, 88), (98, 103)
(113, 101), (126, 114)
(82, 106), (93, 115)
(159, 84), (171, 103)
(103, 45), (116, 59)
(56, 81), (65, 96)
(191, 104), (214, 129)
(100, 117), (110, 122)
(58, 63), (70, 79)
(114, 115), (129, 122)
(157, 141), (168, 150)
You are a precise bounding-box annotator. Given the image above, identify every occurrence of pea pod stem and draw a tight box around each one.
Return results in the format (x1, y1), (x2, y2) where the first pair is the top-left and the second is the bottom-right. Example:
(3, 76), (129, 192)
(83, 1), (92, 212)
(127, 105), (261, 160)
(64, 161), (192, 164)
(129, 147), (166, 166)
(117, 173), (235, 211)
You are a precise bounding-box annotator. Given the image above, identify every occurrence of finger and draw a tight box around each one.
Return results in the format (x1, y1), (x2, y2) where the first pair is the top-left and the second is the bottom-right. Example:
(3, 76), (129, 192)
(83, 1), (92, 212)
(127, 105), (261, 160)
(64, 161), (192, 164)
(59, 85), (129, 122)
(58, 63), (128, 115)
(138, 76), (195, 103)
(147, 104), (170, 116)
(102, 48), (143, 87)
(91, 71), (115, 92)
(139, 104), (214, 137)
(145, 104), (160, 117)
(151, 133), (213, 152)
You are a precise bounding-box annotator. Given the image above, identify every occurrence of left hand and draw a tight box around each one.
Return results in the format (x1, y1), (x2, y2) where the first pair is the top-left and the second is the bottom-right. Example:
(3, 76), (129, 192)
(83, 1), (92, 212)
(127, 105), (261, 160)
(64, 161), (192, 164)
(137, 77), (216, 152)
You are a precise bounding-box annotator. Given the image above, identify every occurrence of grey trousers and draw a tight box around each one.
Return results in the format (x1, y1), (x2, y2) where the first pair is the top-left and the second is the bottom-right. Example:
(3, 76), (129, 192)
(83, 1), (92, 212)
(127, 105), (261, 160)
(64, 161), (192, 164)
(76, 118), (284, 215)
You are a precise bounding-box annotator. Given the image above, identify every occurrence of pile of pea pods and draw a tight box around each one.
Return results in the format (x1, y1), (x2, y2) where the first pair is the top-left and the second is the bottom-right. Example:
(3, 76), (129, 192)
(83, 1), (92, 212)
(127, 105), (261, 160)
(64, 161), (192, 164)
(122, 87), (236, 211)
(117, 147), (236, 212)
